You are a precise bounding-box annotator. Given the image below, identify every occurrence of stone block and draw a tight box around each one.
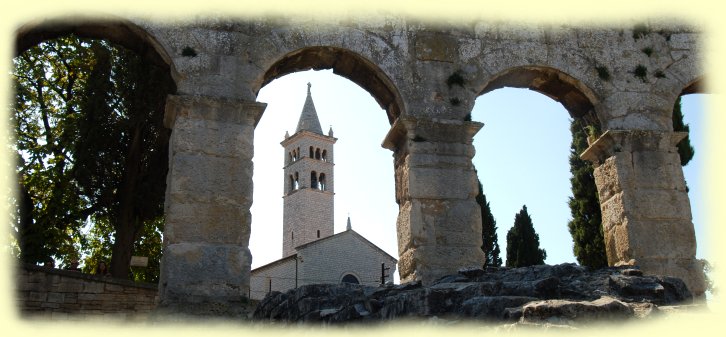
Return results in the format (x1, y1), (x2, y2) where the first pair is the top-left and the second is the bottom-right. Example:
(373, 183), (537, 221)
(632, 151), (686, 190)
(159, 243), (251, 301)
(173, 54), (219, 76)
(46, 292), (64, 303)
(83, 282), (105, 294)
(599, 192), (626, 233)
(167, 152), (252, 203)
(78, 293), (99, 302)
(171, 117), (254, 159)
(407, 167), (477, 200)
(602, 218), (632, 264)
(628, 189), (692, 221)
(28, 291), (47, 302)
(105, 283), (124, 293)
(55, 279), (84, 293)
(593, 155), (630, 202)
(669, 33), (697, 50)
(625, 220), (696, 259)
(637, 257), (705, 296)
(165, 202), (251, 245)
(399, 244), (484, 285)
(415, 32), (458, 62)
(19, 281), (42, 292)
(396, 200), (435, 251)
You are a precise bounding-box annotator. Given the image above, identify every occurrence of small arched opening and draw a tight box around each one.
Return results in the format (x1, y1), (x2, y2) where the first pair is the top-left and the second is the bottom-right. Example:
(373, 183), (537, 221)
(311, 171), (319, 190)
(341, 274), (360, 284)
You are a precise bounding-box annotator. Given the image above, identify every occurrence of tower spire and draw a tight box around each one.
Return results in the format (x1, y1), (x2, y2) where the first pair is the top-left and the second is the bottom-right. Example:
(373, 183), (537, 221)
(295, 82), (323, 134)
(346, 215), (352, 231)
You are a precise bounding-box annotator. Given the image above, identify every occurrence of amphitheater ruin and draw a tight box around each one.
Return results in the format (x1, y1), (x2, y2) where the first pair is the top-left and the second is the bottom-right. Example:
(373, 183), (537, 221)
(14, 15), (706, 315)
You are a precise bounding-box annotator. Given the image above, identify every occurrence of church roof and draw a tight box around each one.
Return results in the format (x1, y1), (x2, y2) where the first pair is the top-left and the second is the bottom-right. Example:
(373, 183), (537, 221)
(295, 229), (397, 263)
(295, 83), (323, 135)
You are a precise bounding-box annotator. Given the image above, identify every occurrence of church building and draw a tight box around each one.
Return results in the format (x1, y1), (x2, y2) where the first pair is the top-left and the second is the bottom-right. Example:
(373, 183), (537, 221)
(249, 83), (397, 301)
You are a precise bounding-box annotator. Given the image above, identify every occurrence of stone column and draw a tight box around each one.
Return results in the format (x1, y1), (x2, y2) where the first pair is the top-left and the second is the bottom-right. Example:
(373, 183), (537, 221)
(383, 117), (485, 285)
(582, 130), (705, 296)
(156, 94), (266, 316)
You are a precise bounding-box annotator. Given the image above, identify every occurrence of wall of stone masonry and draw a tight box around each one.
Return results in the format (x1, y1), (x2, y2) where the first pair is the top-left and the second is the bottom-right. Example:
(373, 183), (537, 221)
(15, 264), (158, 320)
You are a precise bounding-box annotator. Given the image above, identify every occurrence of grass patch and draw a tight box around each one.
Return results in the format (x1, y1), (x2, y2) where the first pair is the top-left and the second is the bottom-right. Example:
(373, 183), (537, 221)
(641, 47), (654, 57)
(632, 24), (648, 40)
(633, 65), (648, 82)
(446, 71), (465, 88)
(595, 65), (611, 81)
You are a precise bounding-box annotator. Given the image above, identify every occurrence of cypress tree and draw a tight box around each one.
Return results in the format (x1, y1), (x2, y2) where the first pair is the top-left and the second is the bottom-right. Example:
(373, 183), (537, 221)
(672, 96), (695, 166)
(567, 119), (607, 269)
(506, 205), (546, 267)
(477, 180), (502, 267)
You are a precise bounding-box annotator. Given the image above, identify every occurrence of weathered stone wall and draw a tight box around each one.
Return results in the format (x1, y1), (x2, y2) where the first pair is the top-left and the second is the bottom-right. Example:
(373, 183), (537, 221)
(15, 264), (157, 320)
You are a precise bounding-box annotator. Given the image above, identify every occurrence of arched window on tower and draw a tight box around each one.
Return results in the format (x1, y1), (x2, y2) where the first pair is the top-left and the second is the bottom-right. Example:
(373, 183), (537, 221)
(309, 146), (314, 158)
(311, 171), (318, 189)
(315, 148), (321, 160)
(317, 230), (320, 238)
(294, 172), (300, 190)
(319, 173), (326, 191)
(289, 174), (295, 193)
(322, 150), (327, 162)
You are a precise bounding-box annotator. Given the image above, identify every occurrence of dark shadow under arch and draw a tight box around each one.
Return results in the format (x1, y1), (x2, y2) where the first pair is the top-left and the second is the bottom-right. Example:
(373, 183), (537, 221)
(259, 47), (404, 124)
(681, 77), (706, 96)
(479, 66), (599, 123)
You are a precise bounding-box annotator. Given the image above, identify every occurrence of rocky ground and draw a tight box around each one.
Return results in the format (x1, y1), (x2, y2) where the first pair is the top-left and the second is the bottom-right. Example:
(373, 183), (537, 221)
(253, 263), (705, 327)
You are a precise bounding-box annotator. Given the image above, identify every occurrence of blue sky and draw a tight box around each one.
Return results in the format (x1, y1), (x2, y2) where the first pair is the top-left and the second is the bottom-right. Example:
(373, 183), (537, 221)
(249, 69), (707, 282)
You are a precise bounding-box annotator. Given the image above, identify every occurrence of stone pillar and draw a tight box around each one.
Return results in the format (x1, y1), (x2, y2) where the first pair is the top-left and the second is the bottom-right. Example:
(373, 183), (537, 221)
(582, 130), (705, 296)
(383, 117), (485, 285)
(156, 94), (266, 316)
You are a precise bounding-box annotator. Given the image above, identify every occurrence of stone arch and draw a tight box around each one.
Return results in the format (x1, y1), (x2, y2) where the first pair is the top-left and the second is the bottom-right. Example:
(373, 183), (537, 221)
(257, 46), (405, 124)
(14, 18), (178, 85)
(477, 66), (600, 124)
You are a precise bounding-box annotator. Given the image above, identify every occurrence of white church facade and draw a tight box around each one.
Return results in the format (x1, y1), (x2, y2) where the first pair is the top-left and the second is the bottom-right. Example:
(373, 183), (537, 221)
(249, 84), (397, 301)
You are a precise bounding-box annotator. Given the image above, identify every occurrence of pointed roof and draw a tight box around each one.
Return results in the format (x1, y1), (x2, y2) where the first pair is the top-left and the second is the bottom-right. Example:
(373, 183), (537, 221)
(295, 83), (323, 135)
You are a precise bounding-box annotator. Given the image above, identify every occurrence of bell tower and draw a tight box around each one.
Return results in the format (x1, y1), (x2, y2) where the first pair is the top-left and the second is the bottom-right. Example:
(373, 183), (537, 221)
(281, 83), (337, 257)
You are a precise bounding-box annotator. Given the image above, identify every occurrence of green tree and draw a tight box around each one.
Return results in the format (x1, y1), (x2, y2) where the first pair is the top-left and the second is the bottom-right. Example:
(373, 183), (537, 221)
(673, 96), (695, 166)
(12, 35), (173, 281)
(73, 40), (172, 279)
(506, 205), (546, 267)
(567, 119), (607, 269)
(476, 179), (501, 267)
(11, 36), (95, 266)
